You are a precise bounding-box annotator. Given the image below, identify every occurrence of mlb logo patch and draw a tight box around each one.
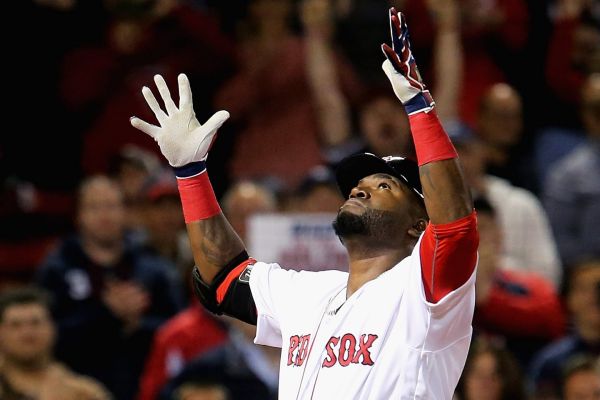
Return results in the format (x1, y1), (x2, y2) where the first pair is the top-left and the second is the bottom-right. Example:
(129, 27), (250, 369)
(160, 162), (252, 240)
(238, 264), (253, 283)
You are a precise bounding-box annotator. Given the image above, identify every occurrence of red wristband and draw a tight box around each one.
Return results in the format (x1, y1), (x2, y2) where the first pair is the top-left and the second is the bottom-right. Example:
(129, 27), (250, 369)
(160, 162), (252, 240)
(177, 172), (221, 223)
(409, 110), (458, 166)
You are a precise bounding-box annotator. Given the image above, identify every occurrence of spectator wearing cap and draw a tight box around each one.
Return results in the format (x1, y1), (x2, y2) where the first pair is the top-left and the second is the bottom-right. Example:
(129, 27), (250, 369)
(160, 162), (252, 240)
(109, 145), (161, 206)
(138, 169), (194, 299)
(448, 126), (561, 288)
(36, 175), (184, 400)
(472, 197), (565, 367)
(108, 145), (161, 233)
(529, 258), (600, 399)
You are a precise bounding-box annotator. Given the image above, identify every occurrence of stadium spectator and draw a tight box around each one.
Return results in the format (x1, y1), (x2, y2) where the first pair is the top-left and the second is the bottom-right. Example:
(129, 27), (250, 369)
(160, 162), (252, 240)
(471, 197), (565, 366)
(357, 89), (412, 159)
(545, 0), (600, 128)
(529, 259), (600, 398)
(221, 181), (278, 241)
(137, 302), (228, 400)
(293, 166), (344, 213)
(108, 145), (160, 232)
(476, 83), (537, 191)
(139, 169), (193, 297)
(451, 130), (561, 287)
(455, 337), (527, 400)
(60, 0), (236, 177)
(158, 317), (279, 400)
(214, 0), (363, 189)
(561, 355), (600, 400)
(37, 175), (183, 400)
(403, 0), (529, 126)
(0, 287), (111, 400)
(543, 74), (600, 266)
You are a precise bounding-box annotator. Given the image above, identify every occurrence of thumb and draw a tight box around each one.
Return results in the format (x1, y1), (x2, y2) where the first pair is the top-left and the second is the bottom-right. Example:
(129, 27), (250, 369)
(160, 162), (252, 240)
(202, 110), (230, 132)
(130, 117), (159, 139)
(194, 111), (230, 158)
(381, 59), (397, 79)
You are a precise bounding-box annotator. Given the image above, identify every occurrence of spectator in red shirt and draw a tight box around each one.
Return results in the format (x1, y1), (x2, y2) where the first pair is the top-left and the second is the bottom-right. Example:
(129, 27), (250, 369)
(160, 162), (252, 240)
(60, 0), (235, 177)
(137, 302), (228, 400)
(403, 0), (529, 126)
(472, 197), (566, 365)
(214, 0), (363, 189)
(137, 178), (278, 400)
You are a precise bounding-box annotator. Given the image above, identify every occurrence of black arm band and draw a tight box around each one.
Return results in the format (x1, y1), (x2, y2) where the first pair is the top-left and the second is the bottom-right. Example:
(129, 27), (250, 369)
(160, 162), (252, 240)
(192, 251), (257, 325)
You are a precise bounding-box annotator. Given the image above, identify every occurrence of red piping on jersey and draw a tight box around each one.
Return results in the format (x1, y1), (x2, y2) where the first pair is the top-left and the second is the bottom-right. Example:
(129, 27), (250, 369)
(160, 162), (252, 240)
(216, 258), (256, 304)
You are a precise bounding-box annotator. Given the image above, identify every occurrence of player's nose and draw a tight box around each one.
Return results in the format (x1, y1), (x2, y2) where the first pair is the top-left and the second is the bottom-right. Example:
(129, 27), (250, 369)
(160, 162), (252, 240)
(349, 186), (370, 199)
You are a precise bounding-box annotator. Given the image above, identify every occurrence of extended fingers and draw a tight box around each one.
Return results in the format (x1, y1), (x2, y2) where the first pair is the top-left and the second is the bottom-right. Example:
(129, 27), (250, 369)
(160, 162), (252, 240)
(399, 13), (412, 52)
(142, 86), (168, 122)
(154, 75), (178, 115)
(178, 73), (193, 110)
(389, 8), (402, 52)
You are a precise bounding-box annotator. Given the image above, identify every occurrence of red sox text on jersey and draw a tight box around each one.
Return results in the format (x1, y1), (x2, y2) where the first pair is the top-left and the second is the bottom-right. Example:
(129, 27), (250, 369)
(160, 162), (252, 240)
(287, 334), (379, 368)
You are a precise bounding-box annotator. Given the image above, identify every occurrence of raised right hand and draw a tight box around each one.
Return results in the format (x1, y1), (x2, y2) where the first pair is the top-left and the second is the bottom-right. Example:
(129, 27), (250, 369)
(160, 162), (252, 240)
(130, 74), (229, 167)
(381, 8), (435, 114)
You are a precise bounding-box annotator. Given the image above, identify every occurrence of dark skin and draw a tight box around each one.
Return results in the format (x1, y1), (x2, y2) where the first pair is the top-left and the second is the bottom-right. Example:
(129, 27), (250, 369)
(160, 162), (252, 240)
(189, 157), (472, 299)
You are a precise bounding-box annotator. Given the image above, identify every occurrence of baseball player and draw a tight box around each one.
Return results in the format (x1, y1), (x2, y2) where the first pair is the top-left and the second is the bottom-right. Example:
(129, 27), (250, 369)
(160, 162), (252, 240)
(131, 8), (478, 399)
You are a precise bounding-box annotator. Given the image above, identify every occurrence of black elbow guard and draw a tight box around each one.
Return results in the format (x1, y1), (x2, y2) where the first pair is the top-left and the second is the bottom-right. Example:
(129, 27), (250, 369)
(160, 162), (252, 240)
(192, 251), (258, 325)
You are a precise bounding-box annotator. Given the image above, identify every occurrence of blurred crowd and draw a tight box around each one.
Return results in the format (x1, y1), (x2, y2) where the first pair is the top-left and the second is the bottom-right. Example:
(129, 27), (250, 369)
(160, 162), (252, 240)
(1, 0), (599, 399)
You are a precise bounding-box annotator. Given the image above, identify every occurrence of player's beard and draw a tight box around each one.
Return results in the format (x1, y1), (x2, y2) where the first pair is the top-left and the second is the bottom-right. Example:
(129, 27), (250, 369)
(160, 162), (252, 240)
(333, 208), (401, 242)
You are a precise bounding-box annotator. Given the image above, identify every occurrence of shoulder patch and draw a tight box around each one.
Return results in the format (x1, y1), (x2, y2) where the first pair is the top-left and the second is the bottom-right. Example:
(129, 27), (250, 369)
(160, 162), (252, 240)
(238, 264), (253, 283)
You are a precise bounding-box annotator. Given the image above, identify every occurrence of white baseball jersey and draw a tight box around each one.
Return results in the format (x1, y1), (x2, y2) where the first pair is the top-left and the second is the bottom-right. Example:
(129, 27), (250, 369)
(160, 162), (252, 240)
(248, 235), (476, 399)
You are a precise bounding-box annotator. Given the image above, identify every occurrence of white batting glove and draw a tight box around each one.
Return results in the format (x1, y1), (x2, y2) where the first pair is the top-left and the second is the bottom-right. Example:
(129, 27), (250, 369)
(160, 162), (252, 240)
(130, 74), (229, 168)
(381, 8), (435, 115)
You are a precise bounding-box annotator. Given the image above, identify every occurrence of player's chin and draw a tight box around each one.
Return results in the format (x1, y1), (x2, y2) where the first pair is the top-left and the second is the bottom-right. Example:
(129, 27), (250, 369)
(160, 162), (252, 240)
(333, 209), (369, 239)
(336, 208), (363, 225)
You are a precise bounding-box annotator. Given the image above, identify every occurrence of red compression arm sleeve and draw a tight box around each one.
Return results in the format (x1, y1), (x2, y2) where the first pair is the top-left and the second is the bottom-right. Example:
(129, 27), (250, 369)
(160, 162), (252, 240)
(420, 211), (479, 303)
